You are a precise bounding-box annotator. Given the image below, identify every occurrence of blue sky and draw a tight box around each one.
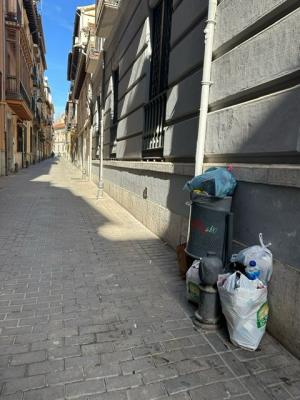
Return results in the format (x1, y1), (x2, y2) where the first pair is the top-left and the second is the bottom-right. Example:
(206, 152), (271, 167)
(41, 0), (93, 118)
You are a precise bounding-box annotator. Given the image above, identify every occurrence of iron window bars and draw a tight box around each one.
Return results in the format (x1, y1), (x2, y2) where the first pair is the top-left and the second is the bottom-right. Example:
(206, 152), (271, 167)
(143, 0), (172, 158)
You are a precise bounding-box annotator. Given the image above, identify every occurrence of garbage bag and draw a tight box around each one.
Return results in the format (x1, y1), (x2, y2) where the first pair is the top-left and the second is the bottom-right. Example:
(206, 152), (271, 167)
(183, 167), (237, 198)
(218, 272), (268, 351)
(186, 260), (201, 304)
(231, 233), (273, 285)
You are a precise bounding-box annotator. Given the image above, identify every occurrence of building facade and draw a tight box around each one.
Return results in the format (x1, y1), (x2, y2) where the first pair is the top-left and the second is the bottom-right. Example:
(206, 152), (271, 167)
(53, 116), (66, 157)
(0, 1), (5, 175)
(66, 4), (98, 176)
(0, 0), (54, 176)
(68, 0), (300, 357)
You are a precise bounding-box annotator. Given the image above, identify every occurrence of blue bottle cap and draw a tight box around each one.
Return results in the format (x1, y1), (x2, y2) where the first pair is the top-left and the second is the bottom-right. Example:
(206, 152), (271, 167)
(246, 270), (260, 280)
(249, 260), (256, 267)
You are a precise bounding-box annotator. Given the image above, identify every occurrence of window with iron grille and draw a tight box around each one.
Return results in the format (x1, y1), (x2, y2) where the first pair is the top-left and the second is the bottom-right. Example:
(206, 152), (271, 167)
(92, 96), (100, 160)
(110, 67), (119, 157)
(30, 127), (33, 153)
(143, 0), (172, 158)
(17, 125), (23, 153)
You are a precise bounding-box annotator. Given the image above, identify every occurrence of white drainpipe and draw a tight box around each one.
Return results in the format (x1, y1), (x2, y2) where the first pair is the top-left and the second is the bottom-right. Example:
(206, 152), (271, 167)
(97, 50), (105, 200)
(194, 0), (218, 176)
(97, 106), (104, 199)
(89, 125), (93, 180)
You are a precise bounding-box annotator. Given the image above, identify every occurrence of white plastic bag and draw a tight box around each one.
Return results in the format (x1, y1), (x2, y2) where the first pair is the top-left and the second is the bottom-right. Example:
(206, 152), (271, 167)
(186, 260), (201, 304)
(218, 272), (269, 351)
(231, 233), (273, 284)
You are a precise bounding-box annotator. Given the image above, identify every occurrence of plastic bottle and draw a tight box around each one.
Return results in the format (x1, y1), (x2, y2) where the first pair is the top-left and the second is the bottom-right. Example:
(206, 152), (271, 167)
(245, 260), (260, 280)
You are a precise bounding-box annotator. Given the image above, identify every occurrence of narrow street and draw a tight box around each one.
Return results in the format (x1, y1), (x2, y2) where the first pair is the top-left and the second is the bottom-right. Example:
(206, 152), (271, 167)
(0, 160), (299, 400)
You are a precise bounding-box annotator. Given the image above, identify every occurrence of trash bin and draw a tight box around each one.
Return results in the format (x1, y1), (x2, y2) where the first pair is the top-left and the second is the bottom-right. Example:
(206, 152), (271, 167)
(190, 192), (232, 212)
(186, 193), (233, 265)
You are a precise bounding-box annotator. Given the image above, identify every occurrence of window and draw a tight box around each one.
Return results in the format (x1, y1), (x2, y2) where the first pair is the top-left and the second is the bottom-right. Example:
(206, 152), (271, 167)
(17, 125), (23, 152)
(110, 67), (119, 157)
(92, 96), (100, 160)
(112, 68), (119, 124)
(23, 126), (27, 155)
(0, 72), (2, 101)
(30, 127), (33, 153)
(143, 0), (172, 158)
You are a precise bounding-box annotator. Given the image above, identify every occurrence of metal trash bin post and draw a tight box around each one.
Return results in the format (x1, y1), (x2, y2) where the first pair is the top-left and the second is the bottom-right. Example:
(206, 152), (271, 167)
(195, 252), (224, 326)
(185, 193), (234, 328)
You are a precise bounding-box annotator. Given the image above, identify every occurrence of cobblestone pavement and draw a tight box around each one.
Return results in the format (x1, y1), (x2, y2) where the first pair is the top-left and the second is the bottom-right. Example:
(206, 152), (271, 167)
(0, 159), (299, 400)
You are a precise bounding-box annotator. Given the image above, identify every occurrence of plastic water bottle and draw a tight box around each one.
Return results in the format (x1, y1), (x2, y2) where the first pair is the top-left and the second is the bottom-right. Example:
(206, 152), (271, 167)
(245, 260), (260, 280)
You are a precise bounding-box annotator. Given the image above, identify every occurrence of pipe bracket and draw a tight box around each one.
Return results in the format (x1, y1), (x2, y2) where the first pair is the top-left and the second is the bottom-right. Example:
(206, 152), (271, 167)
(201, 81), (213, 86)
(206, 18), (217, 25)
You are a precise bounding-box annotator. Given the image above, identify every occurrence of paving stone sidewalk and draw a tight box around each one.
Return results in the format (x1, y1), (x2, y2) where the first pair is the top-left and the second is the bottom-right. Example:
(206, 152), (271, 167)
(0, 159), (299, 400)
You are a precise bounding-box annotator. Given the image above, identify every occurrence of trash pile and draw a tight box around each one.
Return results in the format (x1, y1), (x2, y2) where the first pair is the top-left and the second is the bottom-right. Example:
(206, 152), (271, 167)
(185, 233), (272, 351)
(182, 166), (273, 351)
(230, 233), (273, 285)
(218, 271), (269, 351)
(217, 234), (272, 350)
(183, 166), (237, 198)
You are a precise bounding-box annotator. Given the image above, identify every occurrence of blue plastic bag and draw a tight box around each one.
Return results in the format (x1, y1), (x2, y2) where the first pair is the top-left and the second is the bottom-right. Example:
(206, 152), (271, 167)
(183, 167), (237, 198)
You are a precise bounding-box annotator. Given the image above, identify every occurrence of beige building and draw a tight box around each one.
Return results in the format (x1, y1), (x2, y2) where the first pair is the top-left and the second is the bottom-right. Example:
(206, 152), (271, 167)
(66, 4), (98, 176)
(53, 117), (66, 157)
(0, 1), (5, 175)
(0, 0), (53, 176)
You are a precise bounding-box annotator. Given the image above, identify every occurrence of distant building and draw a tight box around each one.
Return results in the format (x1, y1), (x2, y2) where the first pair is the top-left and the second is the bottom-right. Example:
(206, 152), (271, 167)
(53, 117), (66, 157)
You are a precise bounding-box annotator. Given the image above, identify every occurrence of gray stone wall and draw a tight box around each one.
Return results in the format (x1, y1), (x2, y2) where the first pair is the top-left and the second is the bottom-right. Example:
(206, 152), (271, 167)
(206, 0), (300, 356)
(102, 0), (150, 160)
(101, 0), (209, 160)
(165, 0), (206, 160)
(91, 161), (191, 248)
(233, 182), (300, 269)
(206, 85), (300, 157)
(230, 180), (300, 355)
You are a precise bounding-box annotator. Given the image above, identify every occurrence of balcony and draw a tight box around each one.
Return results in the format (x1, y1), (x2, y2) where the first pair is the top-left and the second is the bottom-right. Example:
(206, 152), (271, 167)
(86, 36), (103, 74)
(6, 76), (33, 120)
(5, 0), (22, 26)
(96, 0), (121, 38)
(35, 108), (41, 125)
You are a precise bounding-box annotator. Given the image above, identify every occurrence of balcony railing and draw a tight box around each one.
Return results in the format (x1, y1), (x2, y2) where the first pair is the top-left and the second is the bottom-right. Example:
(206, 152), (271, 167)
(86, 36), (103, 74)
(5, 0), (22, 25)
(96, 0), (121, 18)
(96, 0), (121, 38)
(6, 75), (18, 97)
(20, 82), (31, 109)
(143, 92), (166, 158)
(6, 76), (31, 110)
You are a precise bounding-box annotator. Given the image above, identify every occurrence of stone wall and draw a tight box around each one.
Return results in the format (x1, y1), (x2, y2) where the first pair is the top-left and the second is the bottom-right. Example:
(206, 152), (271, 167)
(208, 0), (300, 356)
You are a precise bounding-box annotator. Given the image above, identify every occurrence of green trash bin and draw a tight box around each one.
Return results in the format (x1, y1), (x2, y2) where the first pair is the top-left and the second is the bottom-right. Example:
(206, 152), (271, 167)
(186, 193), (233, 264)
